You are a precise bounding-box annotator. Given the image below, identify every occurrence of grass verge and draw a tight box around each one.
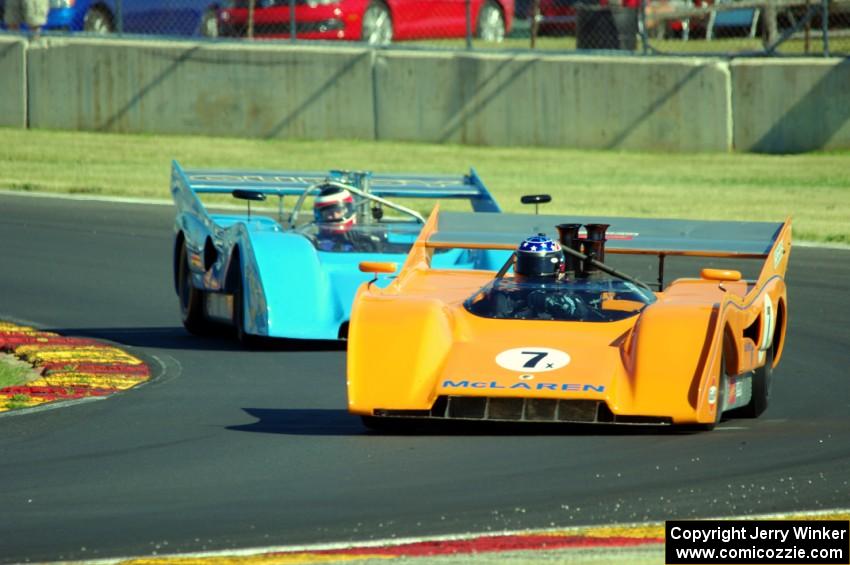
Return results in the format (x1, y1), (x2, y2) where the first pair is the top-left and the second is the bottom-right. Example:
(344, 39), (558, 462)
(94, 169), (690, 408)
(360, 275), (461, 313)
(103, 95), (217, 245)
(1, 128), (848, 243)
(0, 354), (38, 390)
(419, 35), (850, 56)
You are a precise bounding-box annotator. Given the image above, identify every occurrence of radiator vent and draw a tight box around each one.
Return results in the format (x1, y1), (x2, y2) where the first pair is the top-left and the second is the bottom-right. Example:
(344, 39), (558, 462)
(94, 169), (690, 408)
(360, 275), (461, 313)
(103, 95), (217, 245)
(375, 396), (671, 425)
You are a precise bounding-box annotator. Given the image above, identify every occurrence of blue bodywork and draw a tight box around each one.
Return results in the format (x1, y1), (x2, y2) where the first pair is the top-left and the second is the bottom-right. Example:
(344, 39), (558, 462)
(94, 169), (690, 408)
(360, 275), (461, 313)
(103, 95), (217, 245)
(171, 161), (505, 340)
(0, 0), (218, 36)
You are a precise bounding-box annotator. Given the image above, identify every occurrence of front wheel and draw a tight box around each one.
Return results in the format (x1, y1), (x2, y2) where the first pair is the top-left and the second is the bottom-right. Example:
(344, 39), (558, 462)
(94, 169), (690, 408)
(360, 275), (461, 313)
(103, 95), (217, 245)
(477, 1), (505, 42)
(738, 346), (773, 418)
(699, 353), (728, 431)
(231, 259), (262, 348)
(361, 416), (419, 433)
(362, 2), (393, 45)
(177, 245), (209, 335)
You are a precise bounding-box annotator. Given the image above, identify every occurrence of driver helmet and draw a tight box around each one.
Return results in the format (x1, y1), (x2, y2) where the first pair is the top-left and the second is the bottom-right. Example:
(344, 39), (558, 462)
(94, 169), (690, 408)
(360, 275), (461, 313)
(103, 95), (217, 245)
(515, 234), (564, 280)
(314, 185), (356, 234)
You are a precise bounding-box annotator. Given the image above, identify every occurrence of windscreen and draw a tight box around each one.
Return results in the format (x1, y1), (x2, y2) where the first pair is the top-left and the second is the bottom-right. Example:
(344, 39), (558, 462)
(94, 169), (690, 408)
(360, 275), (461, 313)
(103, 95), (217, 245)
(465, 277), (656, 322)
(301, 222), (422, 254)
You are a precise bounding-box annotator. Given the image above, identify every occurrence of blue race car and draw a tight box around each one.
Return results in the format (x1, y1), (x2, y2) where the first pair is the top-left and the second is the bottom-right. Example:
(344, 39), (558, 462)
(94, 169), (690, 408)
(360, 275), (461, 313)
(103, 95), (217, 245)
(0, 0), (220, 36)
(170, 161), (505, 344)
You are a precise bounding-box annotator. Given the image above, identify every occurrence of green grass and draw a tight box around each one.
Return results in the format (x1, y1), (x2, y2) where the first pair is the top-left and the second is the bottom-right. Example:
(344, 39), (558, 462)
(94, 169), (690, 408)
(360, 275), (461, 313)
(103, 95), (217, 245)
(413, 35), (850, 56)
(1, 128), (849, 243)
(0, 354), (37, 389)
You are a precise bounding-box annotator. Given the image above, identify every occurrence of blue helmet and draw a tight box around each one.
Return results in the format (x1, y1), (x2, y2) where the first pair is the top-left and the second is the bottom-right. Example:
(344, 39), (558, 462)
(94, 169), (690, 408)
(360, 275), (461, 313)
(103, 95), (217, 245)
(516, 234), (564, 279)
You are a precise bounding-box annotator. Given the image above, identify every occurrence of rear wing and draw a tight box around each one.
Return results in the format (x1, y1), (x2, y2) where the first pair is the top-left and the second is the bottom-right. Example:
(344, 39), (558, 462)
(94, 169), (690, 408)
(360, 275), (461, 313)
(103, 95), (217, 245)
(402, 210), (791, 290)
(170, 160), (501, 215)
(426, 211), (787, 258)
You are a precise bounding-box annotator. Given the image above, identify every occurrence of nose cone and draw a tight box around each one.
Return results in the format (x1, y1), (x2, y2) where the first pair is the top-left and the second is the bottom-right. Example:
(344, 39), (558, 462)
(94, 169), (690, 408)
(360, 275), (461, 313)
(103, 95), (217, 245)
(436, 316), (634, 399)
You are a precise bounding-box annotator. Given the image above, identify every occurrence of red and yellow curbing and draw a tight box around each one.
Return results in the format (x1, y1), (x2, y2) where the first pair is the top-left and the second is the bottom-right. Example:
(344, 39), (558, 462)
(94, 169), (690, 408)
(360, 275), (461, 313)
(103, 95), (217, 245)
(118, 523), (666, 565)
(115, 510), (850, 565)
(0, 322), (150, 412)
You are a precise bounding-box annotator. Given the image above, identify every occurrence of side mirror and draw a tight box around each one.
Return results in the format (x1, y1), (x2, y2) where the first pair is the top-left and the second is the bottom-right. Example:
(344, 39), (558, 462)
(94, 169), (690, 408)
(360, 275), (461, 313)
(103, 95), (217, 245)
(700, 268), (742, 282)
(360, 261), (398, 285)
(520, 194), (551, 215)
(232, 190), (267, 220)
(232, 190), (267, 202)
(359, 261), (398, 274)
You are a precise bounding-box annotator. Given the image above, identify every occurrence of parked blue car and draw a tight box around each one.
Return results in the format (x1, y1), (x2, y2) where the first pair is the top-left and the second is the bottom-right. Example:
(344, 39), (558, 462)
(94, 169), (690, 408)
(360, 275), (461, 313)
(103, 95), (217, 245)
(171, 161), (506, 344)
(0, 0), (220, 36)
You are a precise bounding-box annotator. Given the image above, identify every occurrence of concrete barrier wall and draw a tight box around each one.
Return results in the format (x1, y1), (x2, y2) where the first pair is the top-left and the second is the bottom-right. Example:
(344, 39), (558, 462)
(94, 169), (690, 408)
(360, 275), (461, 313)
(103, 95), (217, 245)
(732, 59), (850, 153)
(374, 52), (732, 152)
(16, 38), (850, 153)
(27, 39), (375, 139)
(0, 37), (27, 129)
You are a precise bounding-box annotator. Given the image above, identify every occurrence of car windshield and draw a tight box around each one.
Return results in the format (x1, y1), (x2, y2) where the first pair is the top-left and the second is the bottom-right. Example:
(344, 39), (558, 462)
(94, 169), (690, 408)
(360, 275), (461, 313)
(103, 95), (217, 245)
(300, 222), (422, 254)
(464, 277), (656, 322)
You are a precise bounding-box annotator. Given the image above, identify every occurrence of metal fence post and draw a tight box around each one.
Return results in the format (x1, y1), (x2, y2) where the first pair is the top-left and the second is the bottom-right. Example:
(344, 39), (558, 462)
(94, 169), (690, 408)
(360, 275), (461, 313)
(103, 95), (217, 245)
(822, 0), (830, 56)
(764, 0), (778, 45)
(639, 0), (648, 54)
(466, 0), (473, 49)
(290, 0), (297, 43)
(804, 0), (811, 53)
(531, 0), (539, 49)
(116, 0), (123, 34)
(248, 0), (255, 39)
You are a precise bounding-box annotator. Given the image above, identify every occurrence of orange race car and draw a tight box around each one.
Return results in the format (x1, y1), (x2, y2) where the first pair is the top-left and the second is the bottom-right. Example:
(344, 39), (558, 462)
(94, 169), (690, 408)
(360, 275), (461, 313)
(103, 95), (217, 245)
(348, 208), (791, 431)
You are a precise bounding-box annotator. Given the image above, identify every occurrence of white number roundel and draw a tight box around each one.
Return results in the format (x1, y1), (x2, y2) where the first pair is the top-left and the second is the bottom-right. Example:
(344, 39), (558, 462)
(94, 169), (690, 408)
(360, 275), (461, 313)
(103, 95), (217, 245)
(495, 347), (571, 373)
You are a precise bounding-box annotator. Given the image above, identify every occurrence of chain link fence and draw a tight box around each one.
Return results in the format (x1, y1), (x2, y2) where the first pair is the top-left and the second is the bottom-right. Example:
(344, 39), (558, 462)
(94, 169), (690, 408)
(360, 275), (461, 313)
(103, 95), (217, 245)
(1, 0), (847, 55)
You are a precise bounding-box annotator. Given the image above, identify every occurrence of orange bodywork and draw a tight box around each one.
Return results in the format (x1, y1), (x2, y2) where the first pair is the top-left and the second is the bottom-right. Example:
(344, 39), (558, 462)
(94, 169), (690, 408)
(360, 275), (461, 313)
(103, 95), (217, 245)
(348, 209), (792, 426)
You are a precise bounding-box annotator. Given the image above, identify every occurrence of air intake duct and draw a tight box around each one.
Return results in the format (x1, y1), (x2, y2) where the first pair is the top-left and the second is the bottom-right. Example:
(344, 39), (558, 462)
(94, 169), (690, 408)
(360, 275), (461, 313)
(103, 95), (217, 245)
(555, 223), (583, 276)
(582, 223), (610, 275)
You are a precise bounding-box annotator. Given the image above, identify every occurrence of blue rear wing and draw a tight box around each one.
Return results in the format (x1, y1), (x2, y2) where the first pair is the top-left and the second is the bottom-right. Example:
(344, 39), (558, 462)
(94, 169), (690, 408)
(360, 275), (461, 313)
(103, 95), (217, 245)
(171, 160), (501, 213)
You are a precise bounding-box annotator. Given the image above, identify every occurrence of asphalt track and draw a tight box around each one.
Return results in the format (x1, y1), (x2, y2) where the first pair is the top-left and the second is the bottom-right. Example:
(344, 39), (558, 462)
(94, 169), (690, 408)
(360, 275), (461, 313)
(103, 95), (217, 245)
(0, 193), (848, 564)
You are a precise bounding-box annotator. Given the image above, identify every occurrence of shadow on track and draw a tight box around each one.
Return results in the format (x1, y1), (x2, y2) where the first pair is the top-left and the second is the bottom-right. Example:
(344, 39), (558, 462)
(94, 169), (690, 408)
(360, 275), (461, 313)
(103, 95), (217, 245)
(228, 408), (698, 437)
(228, 408), (366, 436)
(46, 326), (346, 352)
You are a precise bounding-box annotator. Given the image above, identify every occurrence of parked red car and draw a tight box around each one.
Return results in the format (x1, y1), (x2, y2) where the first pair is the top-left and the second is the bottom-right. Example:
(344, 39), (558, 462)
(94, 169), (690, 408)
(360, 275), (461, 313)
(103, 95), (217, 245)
(218, 0), (514, 44)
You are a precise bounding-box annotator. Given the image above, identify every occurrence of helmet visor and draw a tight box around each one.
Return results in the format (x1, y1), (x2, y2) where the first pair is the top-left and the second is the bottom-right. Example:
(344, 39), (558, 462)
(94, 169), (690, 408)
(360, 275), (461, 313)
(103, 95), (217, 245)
(315, 201), (355, 224)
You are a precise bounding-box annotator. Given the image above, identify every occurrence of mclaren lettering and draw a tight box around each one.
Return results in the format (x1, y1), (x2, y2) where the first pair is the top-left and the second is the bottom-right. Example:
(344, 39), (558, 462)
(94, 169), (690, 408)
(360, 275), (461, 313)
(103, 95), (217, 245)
(442, 380), (605, 392)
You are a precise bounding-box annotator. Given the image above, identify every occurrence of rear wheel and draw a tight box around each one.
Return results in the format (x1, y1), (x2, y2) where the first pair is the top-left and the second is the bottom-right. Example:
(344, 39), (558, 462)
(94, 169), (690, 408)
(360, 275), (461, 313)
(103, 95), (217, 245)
(477, 1), (506, 42)
(362, 2), (393, 45)
(83, 6), (114, 33)
(177, 245), (210, 335)
(738, 346), (773, 418)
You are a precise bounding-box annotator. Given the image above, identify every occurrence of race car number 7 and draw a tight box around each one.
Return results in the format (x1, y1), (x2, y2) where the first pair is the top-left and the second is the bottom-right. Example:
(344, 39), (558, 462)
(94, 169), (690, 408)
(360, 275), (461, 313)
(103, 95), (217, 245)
(496, 347), (571, 373)
(521, 351), (549, 368)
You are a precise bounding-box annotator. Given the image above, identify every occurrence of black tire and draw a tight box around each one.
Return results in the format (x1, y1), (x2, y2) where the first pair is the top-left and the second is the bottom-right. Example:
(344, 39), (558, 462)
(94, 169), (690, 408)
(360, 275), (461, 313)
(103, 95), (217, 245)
(737, 346), (773, 418)
(177, 245), (209, 335)
(714, 362), (727, 427)
(83, 6), (114, 34)
(697, 354), (727, 431)
(361, 416), (418, 433)
(230, 257), (261, 348)
(362, 2), (393, 45)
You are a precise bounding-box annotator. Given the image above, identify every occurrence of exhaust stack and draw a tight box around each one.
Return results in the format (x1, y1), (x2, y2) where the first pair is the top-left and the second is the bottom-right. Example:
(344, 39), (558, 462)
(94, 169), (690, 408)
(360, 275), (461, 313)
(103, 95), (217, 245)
(555, 223), (583, 276)
(582, 223), (610, 275)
